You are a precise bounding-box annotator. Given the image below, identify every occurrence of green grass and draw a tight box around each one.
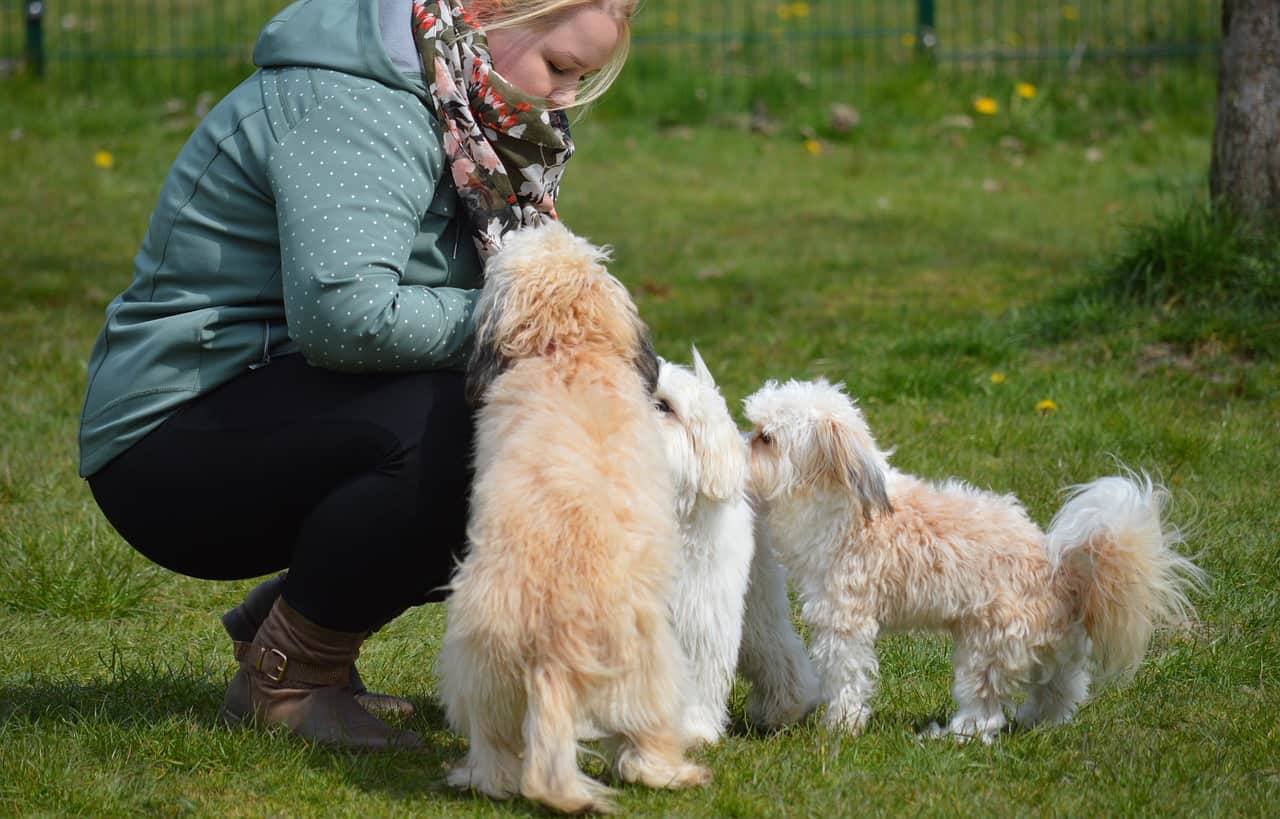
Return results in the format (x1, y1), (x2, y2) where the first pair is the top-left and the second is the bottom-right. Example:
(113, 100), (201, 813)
(3, 67), (1278, 816)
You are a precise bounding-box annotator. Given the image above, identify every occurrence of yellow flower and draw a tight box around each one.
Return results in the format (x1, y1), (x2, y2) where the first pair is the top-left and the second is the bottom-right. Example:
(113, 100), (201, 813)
(1015, 82), (1037, 100)
(990, 372), (1007, 384)
(776, 3), (810, 21)
(1035, 399), (1058, 415)
(661, 12), (678, 28)
(93, 150), (114, 169)
(803, 138), (822, 156)
(901, 32), (917, 49)
(973, 97), (999, 116)
(1062, 5), (1080, 21)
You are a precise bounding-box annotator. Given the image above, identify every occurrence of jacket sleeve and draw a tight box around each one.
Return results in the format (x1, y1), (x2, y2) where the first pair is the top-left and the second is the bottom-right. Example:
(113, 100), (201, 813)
(267, 85), (479, 372)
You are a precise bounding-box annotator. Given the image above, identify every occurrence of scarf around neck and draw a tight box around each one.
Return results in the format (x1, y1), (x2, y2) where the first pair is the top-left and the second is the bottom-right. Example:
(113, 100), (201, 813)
(412, 0), (576, 258)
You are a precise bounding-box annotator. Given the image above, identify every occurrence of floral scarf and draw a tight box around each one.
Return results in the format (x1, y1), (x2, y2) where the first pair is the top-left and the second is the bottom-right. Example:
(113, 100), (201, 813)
(412, 0), (575, 258)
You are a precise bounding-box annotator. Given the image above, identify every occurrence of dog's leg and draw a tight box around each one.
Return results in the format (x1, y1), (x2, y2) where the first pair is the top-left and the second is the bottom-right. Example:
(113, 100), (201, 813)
(738, 535), (820, 729)
(810, 619), (879, 734)
(446, 728), (523, 801)
(521, 664), (617, 814)
(608, 624), (711, 791)
(931, 635), (1011, 744)
(674, 568), (746, 744)
(440, 638), (525, 800)
(1016, 625), (1091, 728)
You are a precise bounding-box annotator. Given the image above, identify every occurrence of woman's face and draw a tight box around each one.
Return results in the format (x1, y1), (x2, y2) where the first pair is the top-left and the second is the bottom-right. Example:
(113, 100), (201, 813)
(486, 5), (620, 108)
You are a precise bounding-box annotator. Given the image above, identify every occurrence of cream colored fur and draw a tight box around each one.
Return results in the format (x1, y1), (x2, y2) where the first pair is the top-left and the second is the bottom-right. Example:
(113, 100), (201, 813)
(744, 378), (1206, 743)
(437, 223), (708, 814)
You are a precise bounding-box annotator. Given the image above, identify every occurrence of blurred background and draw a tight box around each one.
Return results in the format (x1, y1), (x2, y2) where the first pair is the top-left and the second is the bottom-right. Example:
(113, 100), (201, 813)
(3, 1), (1219, 110)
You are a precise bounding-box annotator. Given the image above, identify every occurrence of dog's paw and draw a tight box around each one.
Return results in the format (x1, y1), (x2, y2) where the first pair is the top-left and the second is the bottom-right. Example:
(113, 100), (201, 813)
(747, 687), (821, 729)
(922, 717), (1002, 745)
(445, 762), (517, 800)
(821, 702), (871, 735)
(615, 749), (712, 791)
(682, 706), (726, 746)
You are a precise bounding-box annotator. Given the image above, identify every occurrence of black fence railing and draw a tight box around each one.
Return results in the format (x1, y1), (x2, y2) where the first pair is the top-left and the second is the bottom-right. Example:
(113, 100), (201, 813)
(2, 1), (1220, 102)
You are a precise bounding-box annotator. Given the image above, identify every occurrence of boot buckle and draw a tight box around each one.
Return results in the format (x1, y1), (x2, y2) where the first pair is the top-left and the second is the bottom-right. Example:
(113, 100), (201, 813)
(257, 647), (289, 682)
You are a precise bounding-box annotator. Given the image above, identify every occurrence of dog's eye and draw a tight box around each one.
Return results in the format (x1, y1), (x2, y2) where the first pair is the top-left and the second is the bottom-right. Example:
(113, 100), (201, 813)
(655, 399), (673, 415)
(757, 431), (772, 445)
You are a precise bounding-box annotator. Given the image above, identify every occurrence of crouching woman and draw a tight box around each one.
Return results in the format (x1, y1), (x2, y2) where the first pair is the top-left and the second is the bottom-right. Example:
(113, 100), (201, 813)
(78, 0), (634, 749)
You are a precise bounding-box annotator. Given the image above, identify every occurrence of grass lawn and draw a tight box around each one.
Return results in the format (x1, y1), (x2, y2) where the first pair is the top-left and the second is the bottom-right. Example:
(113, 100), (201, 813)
(1, 71), (1277, 816)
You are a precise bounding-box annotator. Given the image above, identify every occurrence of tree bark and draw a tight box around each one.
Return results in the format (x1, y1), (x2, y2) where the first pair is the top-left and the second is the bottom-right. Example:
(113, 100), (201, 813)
(1209, 0), (1280, 228)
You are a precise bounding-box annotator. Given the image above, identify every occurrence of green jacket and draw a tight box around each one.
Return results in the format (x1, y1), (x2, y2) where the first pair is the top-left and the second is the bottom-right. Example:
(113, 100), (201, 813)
(79, 0), (483, 477)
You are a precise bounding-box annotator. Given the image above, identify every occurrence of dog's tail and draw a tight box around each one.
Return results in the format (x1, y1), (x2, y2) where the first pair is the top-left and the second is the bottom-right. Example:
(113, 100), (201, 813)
(1045, 470), (1206, 681)
(520, 662), (617, 814)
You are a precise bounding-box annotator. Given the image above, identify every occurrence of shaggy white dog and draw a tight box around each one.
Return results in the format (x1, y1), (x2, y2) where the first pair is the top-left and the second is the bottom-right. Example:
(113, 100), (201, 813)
(437, 223), (708, 814)
(744, 378), (1206, 743)
(654, 349), (819, 745)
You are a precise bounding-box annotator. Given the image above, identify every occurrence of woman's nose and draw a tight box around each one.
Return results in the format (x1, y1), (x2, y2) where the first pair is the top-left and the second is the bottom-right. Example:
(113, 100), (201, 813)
(549, 85), (577, 109)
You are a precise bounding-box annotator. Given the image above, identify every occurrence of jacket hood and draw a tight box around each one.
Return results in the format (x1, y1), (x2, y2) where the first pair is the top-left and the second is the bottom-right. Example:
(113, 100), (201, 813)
(254, 0), (426, 98)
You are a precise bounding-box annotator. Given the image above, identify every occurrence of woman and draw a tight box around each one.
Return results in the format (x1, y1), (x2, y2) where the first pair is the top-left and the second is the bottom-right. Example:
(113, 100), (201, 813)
(79, 0), (636, 750)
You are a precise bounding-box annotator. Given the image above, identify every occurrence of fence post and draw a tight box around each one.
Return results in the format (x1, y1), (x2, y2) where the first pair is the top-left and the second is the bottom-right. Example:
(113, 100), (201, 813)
(916, 0), (937, 63)
(25, 0), (45, 77)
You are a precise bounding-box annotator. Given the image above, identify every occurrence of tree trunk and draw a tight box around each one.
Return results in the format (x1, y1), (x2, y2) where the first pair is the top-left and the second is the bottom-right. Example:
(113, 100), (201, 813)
(1209, 0), (1280, 228)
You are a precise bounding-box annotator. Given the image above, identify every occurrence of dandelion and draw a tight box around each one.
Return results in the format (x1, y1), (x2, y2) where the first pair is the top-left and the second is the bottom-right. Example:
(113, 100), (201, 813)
(1062, 5), (1080, 21)
(973, 97), (999, 116)
(990, 372), (1007, 384)
(776, 2), (810, 22)
(803, 138), (822, 156)
(901, 32), (917, 49)
(1015, 82), (1037, 100)
(93, 150), (114, 169)
(661, 12), (677, 28)
(1035, 399), (1058, 415)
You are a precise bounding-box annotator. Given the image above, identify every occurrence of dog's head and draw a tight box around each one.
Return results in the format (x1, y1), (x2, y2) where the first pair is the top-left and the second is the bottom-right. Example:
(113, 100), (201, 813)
(743, 379), (892, 519)
(654, 347), (747, 512)
(466, 221), (658, 406)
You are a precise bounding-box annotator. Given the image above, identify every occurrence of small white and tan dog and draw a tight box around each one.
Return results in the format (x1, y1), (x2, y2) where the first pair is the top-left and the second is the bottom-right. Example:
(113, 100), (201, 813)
(654, 350), (819, 745)
(437, 223), (708, 814)
(743, 378), (1205, 743)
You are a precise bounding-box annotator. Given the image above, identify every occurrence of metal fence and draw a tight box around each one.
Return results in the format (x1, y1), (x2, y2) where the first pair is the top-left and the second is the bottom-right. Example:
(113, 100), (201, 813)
(3, 1), (1220, 100)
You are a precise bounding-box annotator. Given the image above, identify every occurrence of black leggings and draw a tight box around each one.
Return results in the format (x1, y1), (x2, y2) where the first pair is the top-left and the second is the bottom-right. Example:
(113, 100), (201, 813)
(88, 353), (473, 632)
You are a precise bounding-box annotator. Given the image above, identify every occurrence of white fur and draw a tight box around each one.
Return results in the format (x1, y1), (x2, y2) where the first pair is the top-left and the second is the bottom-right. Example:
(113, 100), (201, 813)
(655, 349), (819, 744)
(744, 378), (1206, 743)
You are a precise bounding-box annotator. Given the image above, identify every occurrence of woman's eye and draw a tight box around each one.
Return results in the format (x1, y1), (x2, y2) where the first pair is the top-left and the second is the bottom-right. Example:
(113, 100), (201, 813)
(548, 62), (570, 76)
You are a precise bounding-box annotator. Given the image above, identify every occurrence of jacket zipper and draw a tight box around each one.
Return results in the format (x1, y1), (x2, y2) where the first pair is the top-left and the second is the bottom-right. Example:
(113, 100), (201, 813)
(248, 321), (272, 370)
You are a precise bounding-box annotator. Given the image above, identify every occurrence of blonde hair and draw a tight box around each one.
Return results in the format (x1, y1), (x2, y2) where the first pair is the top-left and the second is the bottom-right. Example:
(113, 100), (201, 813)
(473, 0), (638, 109)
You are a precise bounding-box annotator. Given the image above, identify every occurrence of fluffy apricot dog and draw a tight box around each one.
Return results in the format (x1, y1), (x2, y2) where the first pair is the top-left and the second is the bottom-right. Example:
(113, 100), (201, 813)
(744, 378), (1206, 744)
(437, 222), (709, 814)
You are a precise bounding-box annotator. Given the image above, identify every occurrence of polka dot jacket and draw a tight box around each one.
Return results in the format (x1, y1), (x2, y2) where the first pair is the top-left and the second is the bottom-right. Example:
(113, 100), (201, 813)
(79, 0), (485, 477)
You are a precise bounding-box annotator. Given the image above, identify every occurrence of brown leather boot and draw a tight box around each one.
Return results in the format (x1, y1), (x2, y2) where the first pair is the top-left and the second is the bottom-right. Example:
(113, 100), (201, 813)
(218, 598), (423, 750)
(221, 573), (415, 718)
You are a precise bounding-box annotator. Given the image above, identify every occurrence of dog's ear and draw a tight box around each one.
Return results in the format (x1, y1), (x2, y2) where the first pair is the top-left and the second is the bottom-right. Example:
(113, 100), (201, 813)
(813, 417), (892, 521)
(690, 345), (715, 388)
(465, 327), (509, 408)
(633, 325), (660, 394)
(684, 349), (744, 500)
(465, 284), (511, 408)
(692, 411), (747, 502)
